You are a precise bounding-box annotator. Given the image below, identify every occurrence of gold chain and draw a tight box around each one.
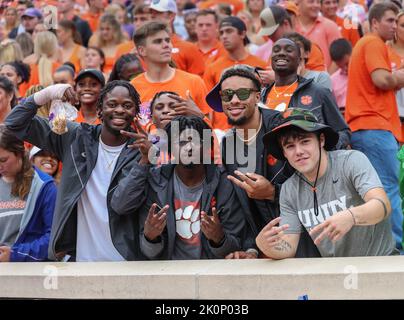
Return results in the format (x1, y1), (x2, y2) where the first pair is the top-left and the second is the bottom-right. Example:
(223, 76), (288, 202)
(273, 79), (298, 98)
(237, 114), (262, 143)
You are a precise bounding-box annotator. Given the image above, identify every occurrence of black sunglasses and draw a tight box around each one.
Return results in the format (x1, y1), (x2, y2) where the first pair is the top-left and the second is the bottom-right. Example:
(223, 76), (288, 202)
(220, 88), (257, 102)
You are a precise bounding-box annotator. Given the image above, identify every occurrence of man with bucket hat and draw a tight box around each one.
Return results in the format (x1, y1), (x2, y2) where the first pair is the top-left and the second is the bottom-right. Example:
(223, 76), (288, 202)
(257, 108), (397, 259)
(207, 65), (321, 259)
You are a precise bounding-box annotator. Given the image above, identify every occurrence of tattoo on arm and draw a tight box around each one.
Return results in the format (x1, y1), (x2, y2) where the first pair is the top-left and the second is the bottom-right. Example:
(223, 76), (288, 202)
(273, 239), (292, 252)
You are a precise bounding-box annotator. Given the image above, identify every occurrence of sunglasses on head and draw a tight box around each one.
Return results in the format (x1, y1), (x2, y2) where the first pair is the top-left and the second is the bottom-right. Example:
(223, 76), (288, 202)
(220, 88), (257, 102)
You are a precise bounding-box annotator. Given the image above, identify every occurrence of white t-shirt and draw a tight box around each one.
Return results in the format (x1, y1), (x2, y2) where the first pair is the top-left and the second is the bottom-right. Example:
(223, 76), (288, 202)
(76, 138), (126, 262)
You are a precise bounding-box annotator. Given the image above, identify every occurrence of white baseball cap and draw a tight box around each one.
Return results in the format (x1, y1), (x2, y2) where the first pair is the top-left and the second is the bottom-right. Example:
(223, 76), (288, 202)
(29, 146), (42, 160)
(149, 0), (177, 14)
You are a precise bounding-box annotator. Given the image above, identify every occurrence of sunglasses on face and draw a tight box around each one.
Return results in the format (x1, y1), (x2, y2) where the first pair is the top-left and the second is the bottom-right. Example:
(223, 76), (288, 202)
(220, 88), (257, 102)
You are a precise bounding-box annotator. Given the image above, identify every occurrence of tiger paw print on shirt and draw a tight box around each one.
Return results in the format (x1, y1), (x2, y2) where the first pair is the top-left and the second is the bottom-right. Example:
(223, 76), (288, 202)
(175, 205), (200, 240)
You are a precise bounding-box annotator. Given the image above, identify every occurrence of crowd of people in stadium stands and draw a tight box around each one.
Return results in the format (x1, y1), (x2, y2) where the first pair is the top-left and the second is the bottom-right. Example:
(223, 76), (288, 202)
(0, 0), (403, 262)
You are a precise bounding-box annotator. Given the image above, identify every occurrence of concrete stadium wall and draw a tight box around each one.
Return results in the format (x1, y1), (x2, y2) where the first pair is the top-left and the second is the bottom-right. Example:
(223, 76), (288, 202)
(0, 256), (403, 299)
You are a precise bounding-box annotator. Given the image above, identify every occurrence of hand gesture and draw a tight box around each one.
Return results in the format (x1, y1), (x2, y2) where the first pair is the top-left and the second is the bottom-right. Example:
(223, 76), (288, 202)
(167, 90), (204, 119)
(309, 210), (355, 245)
(0, 246), (11, 262)
(121, 119), (153, 164)
(144, 203), (169, 242)
(201, 207), (225, 245)
(227, 170), (275, 200)
(257, 68), (275, 85)
(256, 217), (289, 254)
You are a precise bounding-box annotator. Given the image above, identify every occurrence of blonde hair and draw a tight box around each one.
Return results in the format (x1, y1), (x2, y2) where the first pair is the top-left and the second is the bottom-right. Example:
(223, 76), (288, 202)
(26, 85), (51, 118)
(97, 14), (125, 48)
(34, 31), (58, 87)
(105, 3), (126, 22)
(0, 40), (24, 64)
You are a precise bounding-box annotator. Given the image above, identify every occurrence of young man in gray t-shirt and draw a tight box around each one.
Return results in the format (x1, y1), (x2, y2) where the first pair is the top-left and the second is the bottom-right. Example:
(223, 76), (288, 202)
(257, 108), (396, 258)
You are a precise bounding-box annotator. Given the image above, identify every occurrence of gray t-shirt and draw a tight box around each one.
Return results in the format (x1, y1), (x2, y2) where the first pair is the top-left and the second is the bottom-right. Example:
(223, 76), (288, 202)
(0, 178), (25, 246)
(280, 150), (395, 257)
(172, 172), (204, 260)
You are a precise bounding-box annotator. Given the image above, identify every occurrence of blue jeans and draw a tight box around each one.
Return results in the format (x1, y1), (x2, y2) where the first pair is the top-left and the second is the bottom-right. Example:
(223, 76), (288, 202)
(351, 130), (403, 250)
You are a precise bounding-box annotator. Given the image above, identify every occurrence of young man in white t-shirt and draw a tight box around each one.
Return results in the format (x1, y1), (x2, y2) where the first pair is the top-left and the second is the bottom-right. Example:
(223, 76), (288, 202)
(5, 77), (149, 261)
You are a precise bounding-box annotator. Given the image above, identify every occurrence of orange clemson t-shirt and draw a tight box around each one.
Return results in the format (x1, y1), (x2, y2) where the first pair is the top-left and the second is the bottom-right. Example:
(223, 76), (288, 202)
(131, 69), (210, 127)
(265, 82), (298, 111)
(345, 34), (401, 141)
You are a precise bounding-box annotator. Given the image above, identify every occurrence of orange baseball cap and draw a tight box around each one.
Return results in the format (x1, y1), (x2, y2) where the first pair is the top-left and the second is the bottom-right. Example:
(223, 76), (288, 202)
(280, 1), (299, 16)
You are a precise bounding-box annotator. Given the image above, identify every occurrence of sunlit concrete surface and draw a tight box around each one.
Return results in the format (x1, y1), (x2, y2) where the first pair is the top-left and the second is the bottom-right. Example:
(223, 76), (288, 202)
(0, 256), (403, 299)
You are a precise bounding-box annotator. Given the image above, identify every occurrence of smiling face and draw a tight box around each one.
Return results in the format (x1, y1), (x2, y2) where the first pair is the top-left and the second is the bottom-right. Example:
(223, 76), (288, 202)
(300, 0), (321, 20)
(32, 151), (59, 176)
(99, 86), (138, 135)
(321, 0), (338, 19)
(281, 131), (325, 177)
(271, 38), (300, 75)
(76, 75), (103, 106)
(220, 75), (260, 126)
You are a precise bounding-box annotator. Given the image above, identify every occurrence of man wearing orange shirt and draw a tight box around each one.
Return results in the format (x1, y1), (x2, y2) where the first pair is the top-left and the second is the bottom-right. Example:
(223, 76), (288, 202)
(345, 2), (404, 251)
(203, 16), (267, 131)
(321, 0), (361, 47)
(80, 0), (104, 33)
(148, 0), (205, 76)
(295, 0), (341, 70)
(131, 21), (210, 128)
(195, 9), (226, 64)
(258, 5), (326, 73)
(261, 38), (350, 149)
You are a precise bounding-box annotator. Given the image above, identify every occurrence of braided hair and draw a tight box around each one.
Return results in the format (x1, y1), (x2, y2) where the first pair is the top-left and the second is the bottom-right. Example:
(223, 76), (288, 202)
(108, 53), (143, 82)
(96, 80), (141, 116)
